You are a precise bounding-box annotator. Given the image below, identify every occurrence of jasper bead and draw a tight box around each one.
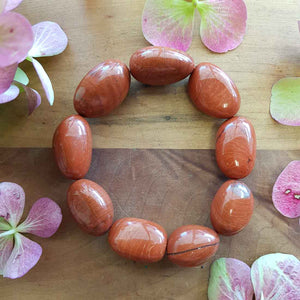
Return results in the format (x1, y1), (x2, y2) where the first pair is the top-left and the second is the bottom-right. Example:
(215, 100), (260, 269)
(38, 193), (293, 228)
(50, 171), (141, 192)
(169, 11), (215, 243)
(129, 46), (194, 86)
(167, 225), (219, 267)
(216, 116), (256, 179)
(108, 218), (167, 263)
(188, 63), (240, 118)
(74, 60), (130, 117)
(67, 180), (113, 236)
(53, 115), (92, 179)
(210, 180), (254, 235)
(67, 179), (114, 236)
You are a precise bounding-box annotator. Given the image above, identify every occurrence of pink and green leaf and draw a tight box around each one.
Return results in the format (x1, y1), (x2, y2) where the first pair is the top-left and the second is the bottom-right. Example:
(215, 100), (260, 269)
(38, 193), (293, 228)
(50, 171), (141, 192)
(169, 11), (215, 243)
(0, 182), (25, 227)
(2, 233), (42, 279)
(142, 0), (195, 52)
(251, 253), (300, 300)
(28, 21), (68, 57)
(0, 12), (33, 67)
(208, 258), (253, 300)
(198, 0), (247, 53)
(0, 218), (11, 231)
(0, 234), (13, 275)
(272, 161), (300, 218)
(18, 197), (62, 238)
(270, 77), (300, 126)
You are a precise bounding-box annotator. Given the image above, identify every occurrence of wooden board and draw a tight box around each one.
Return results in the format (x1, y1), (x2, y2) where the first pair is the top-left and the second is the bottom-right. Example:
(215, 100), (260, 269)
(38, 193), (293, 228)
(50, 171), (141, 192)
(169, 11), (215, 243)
(0, 148), (299, 299)
(0, 0), (299, 149)
(0, 0), (299, 299)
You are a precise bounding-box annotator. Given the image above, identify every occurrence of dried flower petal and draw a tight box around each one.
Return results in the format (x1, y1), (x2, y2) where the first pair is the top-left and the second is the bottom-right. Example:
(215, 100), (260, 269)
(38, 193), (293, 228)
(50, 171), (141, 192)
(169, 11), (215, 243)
(0, 218), (11, 231)
(14, 81), (41, 115)
(18, 198), (62, 238)
(0, 62), (17, 94)
(0, 182), (25, 227)
(4, 0), (23, 12)
(0, 235), (13, 275)
(272, 161), (300, 218)
(30, 57), (54, 105)
(0, 84), (19, 103)
(251, 253), (300, 300)
(24, 85), (41, 115)
(208, 258), (253, 300)
(28, 21), (68, 57)
(198, 0), (247, 53)
(0, 0), (6, 13)
(142, 0), (195, 51)
(0, 12), (33, 67)
(2, 233), (42, 279)
(270, 77), (300, 126)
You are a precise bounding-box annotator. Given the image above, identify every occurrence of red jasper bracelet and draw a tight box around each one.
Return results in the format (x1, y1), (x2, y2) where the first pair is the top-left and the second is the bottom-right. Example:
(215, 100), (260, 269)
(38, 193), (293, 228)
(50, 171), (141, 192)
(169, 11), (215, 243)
(53, 46), (256, 267)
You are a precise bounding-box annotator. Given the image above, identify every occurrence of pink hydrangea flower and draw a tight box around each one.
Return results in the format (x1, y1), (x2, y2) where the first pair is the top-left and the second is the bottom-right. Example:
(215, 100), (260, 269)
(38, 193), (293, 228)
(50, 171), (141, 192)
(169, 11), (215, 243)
(0, 1), (68, 114)
(0, 182), (62, 279)
(0, 0), (33, 68)
(142, 0), (247, 53)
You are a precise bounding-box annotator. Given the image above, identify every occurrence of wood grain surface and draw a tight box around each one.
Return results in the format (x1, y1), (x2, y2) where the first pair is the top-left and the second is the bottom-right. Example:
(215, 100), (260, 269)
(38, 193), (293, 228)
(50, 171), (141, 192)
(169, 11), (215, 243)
(0, 148), (299, 299)
(0, 0), (299, 149)
(0, 0), (299, 299)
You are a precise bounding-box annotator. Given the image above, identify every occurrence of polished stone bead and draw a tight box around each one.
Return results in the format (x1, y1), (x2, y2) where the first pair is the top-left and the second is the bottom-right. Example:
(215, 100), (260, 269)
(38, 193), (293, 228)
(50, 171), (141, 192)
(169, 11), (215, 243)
(108, 218), (167, 263)
(210, 180), (254, 235)
(188, 63), (240, 118)
(67, 179), (114, 236)
(74, 60), (130, 117)
(129, 46), (194, 86)
(53, 115), (92, 179)
(167, 225), (219, 267)
(216, 116), (256, 179)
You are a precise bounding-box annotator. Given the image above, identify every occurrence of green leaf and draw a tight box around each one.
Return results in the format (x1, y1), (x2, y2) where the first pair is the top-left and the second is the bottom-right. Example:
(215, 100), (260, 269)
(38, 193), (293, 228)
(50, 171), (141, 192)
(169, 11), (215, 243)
(270, 77), (300, 126)
(14, 67), (29, 86)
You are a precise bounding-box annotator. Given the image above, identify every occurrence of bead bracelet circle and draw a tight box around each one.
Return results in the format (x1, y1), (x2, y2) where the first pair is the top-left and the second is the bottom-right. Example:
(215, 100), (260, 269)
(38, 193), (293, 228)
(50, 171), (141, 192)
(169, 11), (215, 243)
(53, 46), (256, 267)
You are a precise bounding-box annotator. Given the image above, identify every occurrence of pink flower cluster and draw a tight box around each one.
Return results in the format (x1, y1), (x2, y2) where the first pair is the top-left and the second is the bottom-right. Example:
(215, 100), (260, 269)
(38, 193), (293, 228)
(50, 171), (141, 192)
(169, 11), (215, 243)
(0, 182), (62, 279)
(0, 0), (68, 114)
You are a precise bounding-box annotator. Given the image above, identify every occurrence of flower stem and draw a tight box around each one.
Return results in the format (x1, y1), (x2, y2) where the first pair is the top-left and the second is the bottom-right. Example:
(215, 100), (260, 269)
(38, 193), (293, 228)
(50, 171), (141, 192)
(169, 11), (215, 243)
(0, 228), (17, 238)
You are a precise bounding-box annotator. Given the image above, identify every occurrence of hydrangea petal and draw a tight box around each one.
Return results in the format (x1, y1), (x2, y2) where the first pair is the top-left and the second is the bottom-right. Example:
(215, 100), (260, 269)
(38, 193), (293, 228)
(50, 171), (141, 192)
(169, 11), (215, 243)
(0, 12), (33, 67)
(31, 58), (54, 105)
(4, 0), (23, 12)
(0, 84), (19, 104)
(142, 0), (195, 52)
(14, 67), (29, 85)
(208, 258), (253, 300)
(0, 235), (13, 275)
(0, 0), (6, 13)
(17, 198), (62, 238)
(270, 77), (300, 126)
(28, 21), (68, 57)
(0, 63), (17, 94)
(3, 233), (42, 279)
(251, 253), (300, 300)
(0, 218), (11, 230)
(0, 182), (25, 227)
(198, 0), (247, 53)
(272, 161), (300, 218)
